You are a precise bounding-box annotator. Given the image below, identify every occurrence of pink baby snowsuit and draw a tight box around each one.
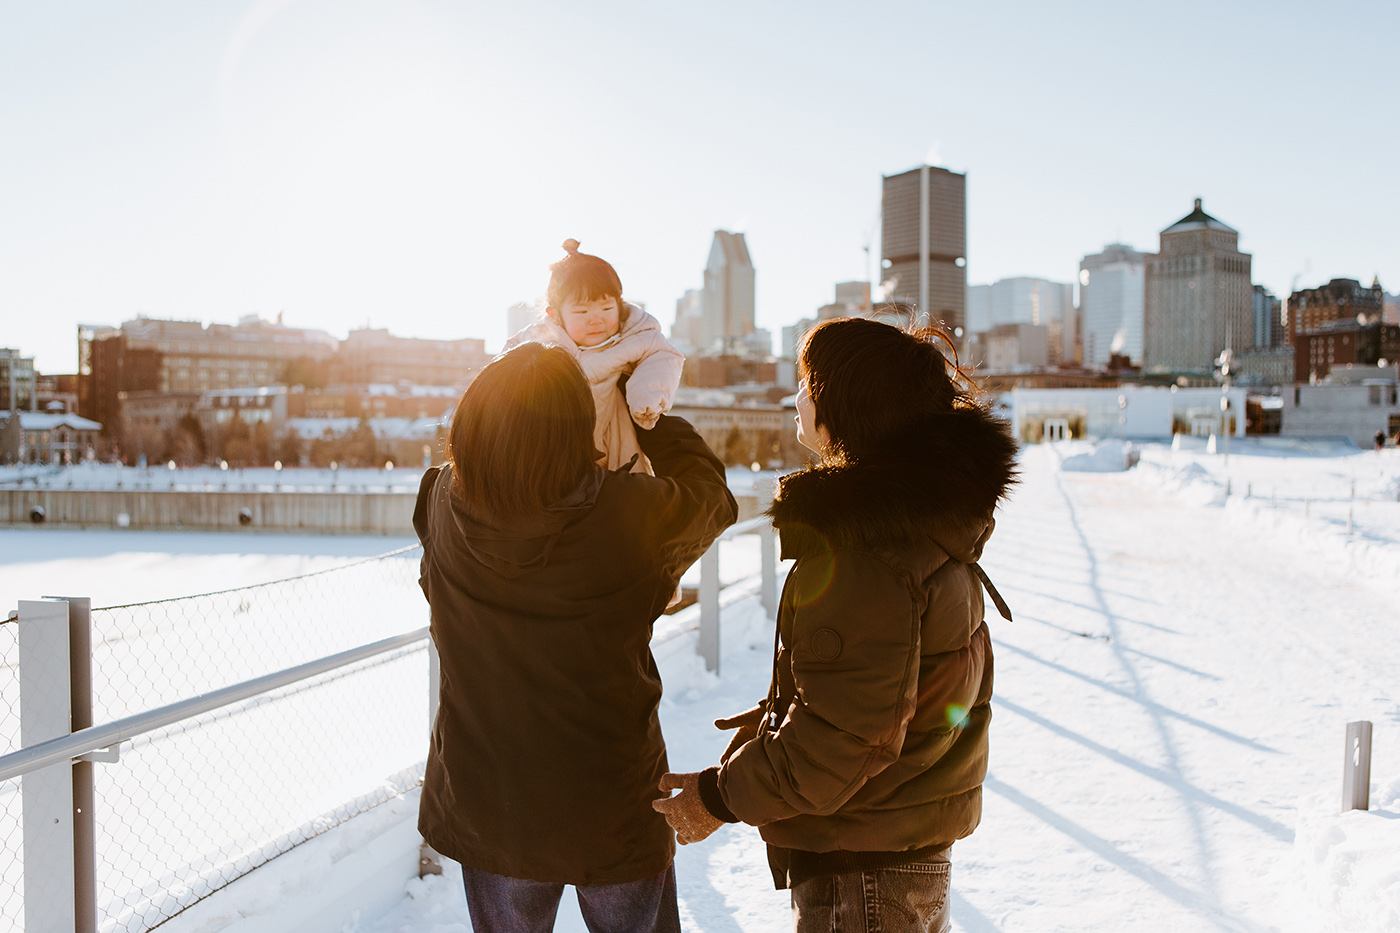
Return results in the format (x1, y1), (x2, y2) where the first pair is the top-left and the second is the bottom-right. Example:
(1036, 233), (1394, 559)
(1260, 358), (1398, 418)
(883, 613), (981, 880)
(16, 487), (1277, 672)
(504, 304), (685, 473)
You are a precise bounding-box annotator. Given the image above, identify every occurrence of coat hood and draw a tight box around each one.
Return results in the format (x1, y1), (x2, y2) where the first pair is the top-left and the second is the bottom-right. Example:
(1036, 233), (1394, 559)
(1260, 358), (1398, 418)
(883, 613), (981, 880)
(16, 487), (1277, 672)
(769, 406), (1018, 564)
(429, 464), (605, 578)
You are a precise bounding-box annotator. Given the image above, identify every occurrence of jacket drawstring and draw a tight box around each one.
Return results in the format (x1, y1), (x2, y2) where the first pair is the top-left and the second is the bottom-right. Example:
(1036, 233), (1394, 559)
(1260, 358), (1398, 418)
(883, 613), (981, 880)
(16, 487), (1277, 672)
(971, 563), (1013, 622)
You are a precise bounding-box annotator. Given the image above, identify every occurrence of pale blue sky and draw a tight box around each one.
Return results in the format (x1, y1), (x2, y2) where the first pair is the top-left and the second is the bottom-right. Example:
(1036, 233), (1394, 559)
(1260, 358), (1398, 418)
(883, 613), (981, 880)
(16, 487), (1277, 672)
(3, 0), (1396, 372)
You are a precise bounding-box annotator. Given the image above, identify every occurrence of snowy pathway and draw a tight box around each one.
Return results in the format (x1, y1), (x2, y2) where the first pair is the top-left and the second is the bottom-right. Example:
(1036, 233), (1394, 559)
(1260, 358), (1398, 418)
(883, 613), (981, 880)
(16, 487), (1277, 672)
(368, 443), (1399, 933)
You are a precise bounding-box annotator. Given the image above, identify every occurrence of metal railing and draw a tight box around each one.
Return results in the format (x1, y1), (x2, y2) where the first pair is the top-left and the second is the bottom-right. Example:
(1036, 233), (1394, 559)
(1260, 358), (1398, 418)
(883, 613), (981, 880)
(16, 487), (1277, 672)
(0, 549), (429, 933)
(0, 515), (780, 932)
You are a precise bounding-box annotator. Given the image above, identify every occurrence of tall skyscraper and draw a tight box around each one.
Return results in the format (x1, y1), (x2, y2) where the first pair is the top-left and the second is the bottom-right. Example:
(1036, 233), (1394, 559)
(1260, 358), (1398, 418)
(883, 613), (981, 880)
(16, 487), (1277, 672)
(1080, 245), (1151, 369)
(1144, 199), (1252, 374)
(1251, 286), (1282, 348)
(880, 165), (966, 332)
(700, 231), (756, 353)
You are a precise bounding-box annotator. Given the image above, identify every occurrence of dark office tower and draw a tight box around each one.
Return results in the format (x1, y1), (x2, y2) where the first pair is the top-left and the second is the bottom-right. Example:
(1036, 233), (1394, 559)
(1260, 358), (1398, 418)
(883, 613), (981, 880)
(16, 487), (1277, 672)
(881, 165), (967, 332)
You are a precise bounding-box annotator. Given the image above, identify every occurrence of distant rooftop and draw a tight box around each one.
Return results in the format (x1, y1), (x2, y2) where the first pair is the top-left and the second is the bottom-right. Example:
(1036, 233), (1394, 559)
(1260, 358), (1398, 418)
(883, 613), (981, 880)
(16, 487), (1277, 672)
(1162, 198), (1236, 235)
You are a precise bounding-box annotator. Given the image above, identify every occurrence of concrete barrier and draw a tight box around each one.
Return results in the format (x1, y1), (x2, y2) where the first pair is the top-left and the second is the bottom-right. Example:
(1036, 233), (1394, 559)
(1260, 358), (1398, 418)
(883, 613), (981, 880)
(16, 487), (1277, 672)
(1, 490), (763, 535)
(0, 489), (418, 535)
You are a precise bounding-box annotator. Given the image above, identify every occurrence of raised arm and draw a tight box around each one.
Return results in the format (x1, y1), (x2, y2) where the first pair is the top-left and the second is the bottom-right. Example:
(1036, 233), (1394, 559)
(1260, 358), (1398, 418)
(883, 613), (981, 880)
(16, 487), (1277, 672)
(633, 413), (737, 581)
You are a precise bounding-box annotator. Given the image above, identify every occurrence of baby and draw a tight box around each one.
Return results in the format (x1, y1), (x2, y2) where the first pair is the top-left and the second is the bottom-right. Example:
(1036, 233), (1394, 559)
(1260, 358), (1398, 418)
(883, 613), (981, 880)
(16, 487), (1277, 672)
(505, 240), (685, 473)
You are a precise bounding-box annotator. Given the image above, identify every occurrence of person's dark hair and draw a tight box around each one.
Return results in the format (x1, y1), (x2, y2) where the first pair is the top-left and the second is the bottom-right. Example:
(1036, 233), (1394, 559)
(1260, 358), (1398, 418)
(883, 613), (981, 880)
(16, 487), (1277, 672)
(546, 238), (625, 313)
(447, 343), (597, 521)
(799, 317), (981, 463)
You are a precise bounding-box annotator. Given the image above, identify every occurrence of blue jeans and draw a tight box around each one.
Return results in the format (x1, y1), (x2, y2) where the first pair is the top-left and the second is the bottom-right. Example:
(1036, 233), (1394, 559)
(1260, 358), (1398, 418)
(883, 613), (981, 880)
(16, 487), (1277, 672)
(791, 854), (952, 933)
(461, 863), (680, 933)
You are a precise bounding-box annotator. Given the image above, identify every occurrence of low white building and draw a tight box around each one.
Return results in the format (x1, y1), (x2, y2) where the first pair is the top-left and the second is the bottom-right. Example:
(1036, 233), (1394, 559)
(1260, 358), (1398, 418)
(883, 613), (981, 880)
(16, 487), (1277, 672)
(1001, 385), (1247, 443)
(1281, 364), (1400, 447)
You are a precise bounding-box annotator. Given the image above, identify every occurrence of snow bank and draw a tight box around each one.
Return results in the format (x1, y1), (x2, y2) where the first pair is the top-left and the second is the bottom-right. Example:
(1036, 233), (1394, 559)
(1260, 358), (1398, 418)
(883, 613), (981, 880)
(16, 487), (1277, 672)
(1290, 779), (1400, 933)
(1059, 439), (1138, 473)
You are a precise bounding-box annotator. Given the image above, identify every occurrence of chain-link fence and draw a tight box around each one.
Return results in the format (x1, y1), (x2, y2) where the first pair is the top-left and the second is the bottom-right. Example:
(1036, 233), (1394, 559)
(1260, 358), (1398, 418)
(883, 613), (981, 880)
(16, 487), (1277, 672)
(0, 616), (23, 931)
(1, 545), (429, 933)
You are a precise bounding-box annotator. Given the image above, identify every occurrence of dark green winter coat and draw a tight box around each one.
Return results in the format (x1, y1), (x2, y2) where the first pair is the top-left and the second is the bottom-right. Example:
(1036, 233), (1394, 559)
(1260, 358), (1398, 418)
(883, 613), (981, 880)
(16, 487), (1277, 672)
(414, 414), (736, 885)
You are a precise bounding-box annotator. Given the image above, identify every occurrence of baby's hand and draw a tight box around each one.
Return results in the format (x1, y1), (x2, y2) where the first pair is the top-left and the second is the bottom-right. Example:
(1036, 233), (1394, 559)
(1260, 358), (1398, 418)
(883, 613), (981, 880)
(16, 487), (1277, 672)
(632, 406), (661, 430)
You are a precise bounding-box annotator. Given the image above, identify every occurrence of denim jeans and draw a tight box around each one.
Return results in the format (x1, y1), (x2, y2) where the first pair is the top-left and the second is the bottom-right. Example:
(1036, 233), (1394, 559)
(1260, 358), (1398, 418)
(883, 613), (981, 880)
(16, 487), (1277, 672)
(460, 863), (681, 933)
(790, 853), (952, 933)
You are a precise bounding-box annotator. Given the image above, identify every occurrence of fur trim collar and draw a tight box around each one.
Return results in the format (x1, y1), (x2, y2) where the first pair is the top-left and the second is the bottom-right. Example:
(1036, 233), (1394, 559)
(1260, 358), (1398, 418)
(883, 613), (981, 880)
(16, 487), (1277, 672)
(769, 406), (1018, 561)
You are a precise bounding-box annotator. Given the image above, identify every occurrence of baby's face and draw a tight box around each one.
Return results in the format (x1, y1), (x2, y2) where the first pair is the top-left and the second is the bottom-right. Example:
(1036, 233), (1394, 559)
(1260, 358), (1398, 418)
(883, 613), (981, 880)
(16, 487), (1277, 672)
(555, 294), (621, 348)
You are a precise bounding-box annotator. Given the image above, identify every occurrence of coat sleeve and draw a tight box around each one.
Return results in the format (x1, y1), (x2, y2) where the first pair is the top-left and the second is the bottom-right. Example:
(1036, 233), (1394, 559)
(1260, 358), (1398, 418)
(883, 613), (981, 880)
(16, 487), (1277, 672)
(715, 550), (922, 824)
(633, 413), (737, 581)
(624, 334), (685, 430)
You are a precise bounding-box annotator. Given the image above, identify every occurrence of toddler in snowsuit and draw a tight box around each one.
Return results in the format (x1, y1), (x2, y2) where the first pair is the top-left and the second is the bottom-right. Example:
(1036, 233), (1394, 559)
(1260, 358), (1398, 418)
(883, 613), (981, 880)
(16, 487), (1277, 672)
(505, 240), (685, 474)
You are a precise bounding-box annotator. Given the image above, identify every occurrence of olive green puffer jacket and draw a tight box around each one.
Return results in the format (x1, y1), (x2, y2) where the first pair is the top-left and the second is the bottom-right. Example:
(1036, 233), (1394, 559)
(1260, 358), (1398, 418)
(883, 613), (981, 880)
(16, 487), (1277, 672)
(701, 406), (1017, 885)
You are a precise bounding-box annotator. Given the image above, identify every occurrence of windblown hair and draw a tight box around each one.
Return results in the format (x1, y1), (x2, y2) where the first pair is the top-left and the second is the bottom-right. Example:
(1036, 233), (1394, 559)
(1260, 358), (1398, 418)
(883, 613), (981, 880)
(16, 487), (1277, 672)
(546, 238), (625, 313)
(799, 317), (982, 463)
(447, 343), (597, 522)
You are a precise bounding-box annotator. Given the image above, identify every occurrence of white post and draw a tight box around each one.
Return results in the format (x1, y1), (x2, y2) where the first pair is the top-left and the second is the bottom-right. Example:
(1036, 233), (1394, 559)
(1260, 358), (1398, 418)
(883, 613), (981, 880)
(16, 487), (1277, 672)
(420, 631), (444, 877)
(1343, 721), (1372, 811)
(759, 523), (777, 620)
(427, 638), (440, 738)
(19, 599), (77, 933)
(698, 542), (720, 673)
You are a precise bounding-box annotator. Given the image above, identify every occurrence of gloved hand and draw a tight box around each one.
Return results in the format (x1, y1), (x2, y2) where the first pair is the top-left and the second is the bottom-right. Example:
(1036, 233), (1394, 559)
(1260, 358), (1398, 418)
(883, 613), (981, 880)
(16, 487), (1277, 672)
(714, 705), (764, 763)
(652, 772), (723, 845)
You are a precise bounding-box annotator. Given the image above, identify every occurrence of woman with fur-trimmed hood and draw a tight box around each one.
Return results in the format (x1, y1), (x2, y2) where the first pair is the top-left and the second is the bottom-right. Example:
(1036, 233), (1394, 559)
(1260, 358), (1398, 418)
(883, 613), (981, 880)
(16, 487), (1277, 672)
(653, 318), (1018, 933)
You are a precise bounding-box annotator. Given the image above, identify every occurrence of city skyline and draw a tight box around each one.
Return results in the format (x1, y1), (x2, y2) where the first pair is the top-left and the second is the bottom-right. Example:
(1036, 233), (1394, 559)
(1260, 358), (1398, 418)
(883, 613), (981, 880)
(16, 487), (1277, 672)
(3, 1), (1397, 373)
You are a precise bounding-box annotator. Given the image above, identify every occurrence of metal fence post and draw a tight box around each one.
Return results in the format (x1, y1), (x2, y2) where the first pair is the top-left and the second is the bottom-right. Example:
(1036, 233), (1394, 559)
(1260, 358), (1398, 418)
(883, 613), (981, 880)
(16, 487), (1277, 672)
(64, 597), (97, 933)
(1343, 720), (1372, 812)
(18, 599), (77, 933)
(698, 542), (720, 673)
(759, 523), (777, 619)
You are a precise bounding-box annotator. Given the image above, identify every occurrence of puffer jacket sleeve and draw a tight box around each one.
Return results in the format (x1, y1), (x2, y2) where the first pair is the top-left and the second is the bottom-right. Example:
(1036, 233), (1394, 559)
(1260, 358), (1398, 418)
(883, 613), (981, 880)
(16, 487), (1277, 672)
(610, 305), (683, 429)
(413, 466), (445, 602)
(624, 333), (684, 430)
(716, 549), (922, 824)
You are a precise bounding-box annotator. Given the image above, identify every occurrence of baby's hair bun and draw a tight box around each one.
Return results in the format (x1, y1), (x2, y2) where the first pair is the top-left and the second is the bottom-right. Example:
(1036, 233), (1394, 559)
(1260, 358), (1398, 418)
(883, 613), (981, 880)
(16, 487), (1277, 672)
(562, 238), (581, 254)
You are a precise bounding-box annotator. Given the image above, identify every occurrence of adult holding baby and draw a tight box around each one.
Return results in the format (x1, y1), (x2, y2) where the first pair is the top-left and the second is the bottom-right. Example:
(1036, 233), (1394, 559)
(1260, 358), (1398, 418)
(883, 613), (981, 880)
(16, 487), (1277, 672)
(653, 318), (1018, 933)
(413, 341), (736, 933)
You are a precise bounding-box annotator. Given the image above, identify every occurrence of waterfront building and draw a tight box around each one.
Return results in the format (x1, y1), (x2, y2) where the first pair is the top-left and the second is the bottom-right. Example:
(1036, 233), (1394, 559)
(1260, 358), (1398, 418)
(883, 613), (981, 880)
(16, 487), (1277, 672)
(1294, 320), (1400, 383)
(966, 277), (1076, 365)
(1, 348), (37, 412)
(1286, 277), (1385, 345)
(1080, 245), (1151, 370)
(1282, 364), (1400, 446)
(0, 410), (101, 464)
(1143, 199), (1253, 374)
(79, 315), (338, 436)
(881, 165), (966, 332)
(330, 328), (488, 387)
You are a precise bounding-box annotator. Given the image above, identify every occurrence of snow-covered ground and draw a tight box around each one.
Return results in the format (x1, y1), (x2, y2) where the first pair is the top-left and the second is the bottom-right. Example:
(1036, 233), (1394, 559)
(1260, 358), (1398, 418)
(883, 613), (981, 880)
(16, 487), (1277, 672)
(4, 441), (1398, 932)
